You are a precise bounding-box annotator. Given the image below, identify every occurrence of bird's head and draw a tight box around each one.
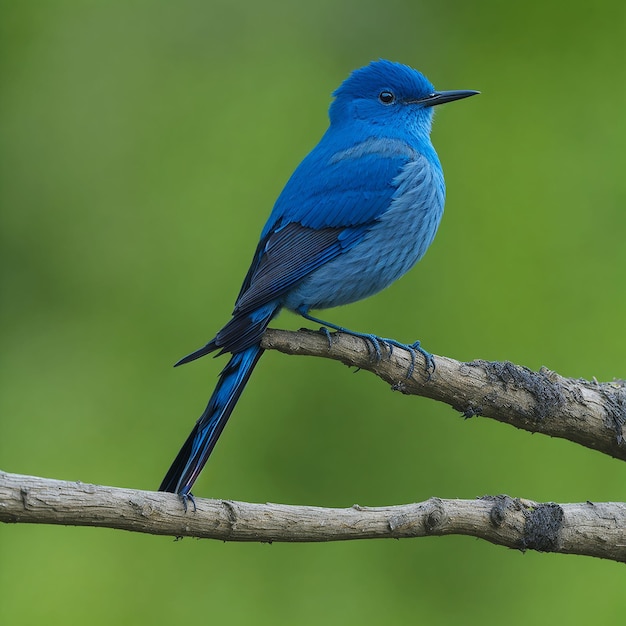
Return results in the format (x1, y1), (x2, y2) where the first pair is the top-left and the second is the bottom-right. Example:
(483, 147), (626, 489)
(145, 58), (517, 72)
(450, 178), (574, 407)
(329, 59), (478, 136)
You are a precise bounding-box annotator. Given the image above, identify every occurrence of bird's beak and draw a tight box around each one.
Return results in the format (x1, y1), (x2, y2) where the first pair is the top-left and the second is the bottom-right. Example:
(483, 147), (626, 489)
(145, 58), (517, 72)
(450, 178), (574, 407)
(415, 90), (480, 107)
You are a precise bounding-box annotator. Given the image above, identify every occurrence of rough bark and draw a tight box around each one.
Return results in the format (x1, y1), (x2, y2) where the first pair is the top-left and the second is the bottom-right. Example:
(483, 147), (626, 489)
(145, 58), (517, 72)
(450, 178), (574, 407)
(261, 328), (626, 460)
(1, 472), (624, 562)
(2, 329), (625, 562)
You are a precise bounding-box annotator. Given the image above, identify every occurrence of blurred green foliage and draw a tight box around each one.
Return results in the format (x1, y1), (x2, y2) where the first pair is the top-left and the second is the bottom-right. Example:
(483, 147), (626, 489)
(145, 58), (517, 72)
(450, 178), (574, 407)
(1, 1), (625, 624)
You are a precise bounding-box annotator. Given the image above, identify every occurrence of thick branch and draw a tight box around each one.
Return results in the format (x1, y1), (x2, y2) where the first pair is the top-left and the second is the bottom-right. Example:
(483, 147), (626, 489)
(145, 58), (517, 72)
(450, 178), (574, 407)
(261, 328), (626, 461)
(1, 472), (624, 562)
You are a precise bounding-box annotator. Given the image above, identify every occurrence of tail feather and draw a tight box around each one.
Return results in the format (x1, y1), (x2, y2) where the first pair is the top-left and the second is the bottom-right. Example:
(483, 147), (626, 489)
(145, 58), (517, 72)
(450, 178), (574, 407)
(159, 344), (264, 495)
(174, 301), (280, 368)
(174, 340), (218, 367)
(162, 301), (281, 496)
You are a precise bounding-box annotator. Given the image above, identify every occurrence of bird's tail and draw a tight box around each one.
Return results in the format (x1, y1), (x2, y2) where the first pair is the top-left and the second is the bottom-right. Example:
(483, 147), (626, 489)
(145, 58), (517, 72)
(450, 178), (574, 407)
(159, 343), (264, 495)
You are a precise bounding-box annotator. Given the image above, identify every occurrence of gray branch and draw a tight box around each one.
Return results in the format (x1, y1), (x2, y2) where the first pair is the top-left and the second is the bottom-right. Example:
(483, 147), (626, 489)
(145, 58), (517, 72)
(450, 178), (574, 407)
(261, 328), (626, 460)
(1, 472), (624, 562)
(2, 330), (625, 561)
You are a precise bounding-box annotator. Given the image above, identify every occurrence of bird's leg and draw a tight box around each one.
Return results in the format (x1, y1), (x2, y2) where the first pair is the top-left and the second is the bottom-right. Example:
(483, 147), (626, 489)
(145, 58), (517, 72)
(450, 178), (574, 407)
(297, 310), (434, 378)
(297, 311), (435, 378)
(298, 311), (383, 360)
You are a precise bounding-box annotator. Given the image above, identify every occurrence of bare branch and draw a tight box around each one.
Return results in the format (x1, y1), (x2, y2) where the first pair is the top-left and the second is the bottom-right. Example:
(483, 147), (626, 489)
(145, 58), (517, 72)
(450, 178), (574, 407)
(1, 472), (624, 562)
(3, 333), (624, 561)
(261, 328), (626, 461)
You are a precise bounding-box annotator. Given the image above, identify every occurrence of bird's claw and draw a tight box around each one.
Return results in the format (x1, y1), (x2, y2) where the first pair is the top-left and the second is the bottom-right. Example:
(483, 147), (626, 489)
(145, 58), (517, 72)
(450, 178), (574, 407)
(181, 492), (197, 513)
(318, 326), (333, 349)
(410, 340), (435, 379)
(363, 335), (383, 361)
(376, 338), (435, 379)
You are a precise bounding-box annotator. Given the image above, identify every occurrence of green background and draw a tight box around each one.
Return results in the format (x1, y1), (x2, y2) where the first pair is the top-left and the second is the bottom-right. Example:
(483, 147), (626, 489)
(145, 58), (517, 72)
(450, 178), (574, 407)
(1, 1), (625, 624)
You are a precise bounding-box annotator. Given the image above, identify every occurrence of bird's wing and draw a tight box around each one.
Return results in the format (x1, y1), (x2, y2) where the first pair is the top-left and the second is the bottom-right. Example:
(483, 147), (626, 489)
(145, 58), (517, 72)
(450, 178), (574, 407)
(233, 221), (367, 315)
(233, 137), (418, 315)
(266, 135), (420, 230)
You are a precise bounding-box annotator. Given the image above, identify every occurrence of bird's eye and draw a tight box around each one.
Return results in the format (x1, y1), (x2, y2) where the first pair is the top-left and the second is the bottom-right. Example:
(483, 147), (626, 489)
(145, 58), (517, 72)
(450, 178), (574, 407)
(378, 90), (395, 104)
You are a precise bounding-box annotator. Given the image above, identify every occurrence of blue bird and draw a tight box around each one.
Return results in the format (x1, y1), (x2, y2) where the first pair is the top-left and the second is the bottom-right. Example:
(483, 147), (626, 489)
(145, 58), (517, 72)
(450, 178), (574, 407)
(159, 60), (478, 504)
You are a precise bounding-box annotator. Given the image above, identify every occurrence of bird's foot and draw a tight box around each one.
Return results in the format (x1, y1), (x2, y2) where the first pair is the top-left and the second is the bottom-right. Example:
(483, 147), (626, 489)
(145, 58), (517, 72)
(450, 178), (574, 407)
(317, 326), (333, 349)
(181, 492), (197, 513)
(297, 311), (433, 377)
(378, 338), (435, 379)
(316, 325), (380, 358)
(354, 332), (384, 361)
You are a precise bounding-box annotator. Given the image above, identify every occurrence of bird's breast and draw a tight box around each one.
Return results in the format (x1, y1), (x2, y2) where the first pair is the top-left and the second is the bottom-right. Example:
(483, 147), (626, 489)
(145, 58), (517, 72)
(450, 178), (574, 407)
(283, 154), (445, 312)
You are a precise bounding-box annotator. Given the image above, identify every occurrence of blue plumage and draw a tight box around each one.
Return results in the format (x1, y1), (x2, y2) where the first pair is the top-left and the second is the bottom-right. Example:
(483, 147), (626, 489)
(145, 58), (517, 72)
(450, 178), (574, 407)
(159, 60), (478, 501)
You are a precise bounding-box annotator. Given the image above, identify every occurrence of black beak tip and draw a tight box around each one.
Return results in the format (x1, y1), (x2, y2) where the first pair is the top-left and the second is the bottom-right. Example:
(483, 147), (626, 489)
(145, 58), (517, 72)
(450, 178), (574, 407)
(428, 89), (480, 106)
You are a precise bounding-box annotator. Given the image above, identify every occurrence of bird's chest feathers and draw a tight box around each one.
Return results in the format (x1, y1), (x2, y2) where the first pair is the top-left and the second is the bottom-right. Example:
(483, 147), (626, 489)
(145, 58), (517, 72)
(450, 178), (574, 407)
(356, 155), (445, 284)
(383, 154), (445, 250)
(330, 136), (445, 265)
